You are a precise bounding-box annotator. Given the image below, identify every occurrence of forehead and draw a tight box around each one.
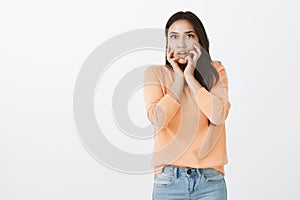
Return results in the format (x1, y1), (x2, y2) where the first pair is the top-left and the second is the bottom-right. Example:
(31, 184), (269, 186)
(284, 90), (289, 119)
(168, 19), (195, 33)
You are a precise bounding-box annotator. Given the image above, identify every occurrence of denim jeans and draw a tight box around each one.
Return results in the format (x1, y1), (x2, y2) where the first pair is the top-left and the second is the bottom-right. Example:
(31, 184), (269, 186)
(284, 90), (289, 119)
(152, 165), (227, 200)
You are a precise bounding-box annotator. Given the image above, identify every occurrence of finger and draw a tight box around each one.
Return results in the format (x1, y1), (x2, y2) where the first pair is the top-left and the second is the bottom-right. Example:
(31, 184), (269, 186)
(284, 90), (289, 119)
(189, 50), (198, 62)
(170, 49), (175, 59)
(186, 55), (195, 67)
(170, 48), (174, 58)
(185, 54), (191, 63)
(167, 48), (170, 59)
(194, 43), (201, 54)
(173, 63), (184, 74)
(167, 46), (171, 54)
(173, 56), (180, 62)
(189, 49), (197, 56)
(167, 47), (173, 60)
(170, 57), (179, 65)
(170, 58), (181, 70)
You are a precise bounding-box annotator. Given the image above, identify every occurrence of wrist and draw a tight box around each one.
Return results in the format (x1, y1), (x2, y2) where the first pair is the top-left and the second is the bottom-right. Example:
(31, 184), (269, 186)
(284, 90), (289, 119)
(175, 73), (185, 79)
(184, 68), (194, 76)
(168, 91), (180, 102)
(184, 73), (194, 79)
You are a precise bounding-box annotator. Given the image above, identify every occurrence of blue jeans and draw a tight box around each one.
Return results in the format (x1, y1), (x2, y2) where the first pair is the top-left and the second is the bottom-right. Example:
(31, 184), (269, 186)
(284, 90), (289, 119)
(152, 165), (227, 200)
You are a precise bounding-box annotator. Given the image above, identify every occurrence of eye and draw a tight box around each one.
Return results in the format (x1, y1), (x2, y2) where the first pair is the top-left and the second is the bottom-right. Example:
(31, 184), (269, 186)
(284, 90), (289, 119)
(186, 34), (194, 38)
(170, 35), (177, 39)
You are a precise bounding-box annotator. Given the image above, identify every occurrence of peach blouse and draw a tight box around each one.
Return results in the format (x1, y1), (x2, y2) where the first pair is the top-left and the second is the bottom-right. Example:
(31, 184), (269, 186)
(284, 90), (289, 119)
(143, 61), (231, 175)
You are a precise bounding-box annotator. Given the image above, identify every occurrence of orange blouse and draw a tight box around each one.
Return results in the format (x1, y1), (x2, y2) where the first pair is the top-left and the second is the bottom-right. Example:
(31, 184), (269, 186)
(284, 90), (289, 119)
(143, 61), (231, 175)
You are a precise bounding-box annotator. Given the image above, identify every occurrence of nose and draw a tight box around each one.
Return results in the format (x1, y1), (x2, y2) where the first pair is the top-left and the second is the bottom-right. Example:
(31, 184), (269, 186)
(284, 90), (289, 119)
(177, 37), (186, 48)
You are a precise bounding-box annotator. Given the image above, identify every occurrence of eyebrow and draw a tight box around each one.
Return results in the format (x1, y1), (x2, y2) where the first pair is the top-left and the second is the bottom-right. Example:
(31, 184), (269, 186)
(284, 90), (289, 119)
(169, 30), (195, 34)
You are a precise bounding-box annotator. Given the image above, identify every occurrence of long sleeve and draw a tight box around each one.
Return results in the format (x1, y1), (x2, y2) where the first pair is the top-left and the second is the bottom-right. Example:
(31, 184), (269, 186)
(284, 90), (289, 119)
(143, 66), (181, 131)
(192, 62), (231, 125)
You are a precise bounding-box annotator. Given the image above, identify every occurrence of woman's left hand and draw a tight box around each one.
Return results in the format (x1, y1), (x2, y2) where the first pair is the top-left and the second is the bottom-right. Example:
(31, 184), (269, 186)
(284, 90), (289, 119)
(184, 42), (202, 76)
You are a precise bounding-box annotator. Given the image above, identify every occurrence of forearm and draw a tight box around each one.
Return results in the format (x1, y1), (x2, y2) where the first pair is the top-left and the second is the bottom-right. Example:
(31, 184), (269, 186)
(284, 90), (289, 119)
(185, 74), (203, 95)
(185, 73), (230, 125)
(167, 75), (185, 102)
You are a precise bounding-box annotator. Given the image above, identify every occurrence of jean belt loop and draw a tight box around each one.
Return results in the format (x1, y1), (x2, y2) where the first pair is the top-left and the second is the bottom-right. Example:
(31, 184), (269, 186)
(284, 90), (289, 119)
(173, 166), (178, 179)
(197, 168), (202, 177)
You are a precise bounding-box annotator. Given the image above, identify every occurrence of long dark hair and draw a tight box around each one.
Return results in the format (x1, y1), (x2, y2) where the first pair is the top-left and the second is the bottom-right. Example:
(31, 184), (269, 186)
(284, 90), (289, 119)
(165, 11), (219, 91)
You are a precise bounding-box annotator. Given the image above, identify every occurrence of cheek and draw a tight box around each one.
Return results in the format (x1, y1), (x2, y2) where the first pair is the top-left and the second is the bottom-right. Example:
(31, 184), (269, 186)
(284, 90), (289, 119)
(185, 40), (195, 49)
(186, 37), (199, 49)
(168, 40), (177, 49)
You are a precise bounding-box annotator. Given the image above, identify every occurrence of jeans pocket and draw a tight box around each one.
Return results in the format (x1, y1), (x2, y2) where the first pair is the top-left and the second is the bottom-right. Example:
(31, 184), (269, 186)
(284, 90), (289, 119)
(202, 168), (224, 183)
(154, 170), (175, 187)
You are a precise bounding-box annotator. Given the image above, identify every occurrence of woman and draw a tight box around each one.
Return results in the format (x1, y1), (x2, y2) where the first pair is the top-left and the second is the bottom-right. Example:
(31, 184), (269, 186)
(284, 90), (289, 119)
(143, 11), (231, 199)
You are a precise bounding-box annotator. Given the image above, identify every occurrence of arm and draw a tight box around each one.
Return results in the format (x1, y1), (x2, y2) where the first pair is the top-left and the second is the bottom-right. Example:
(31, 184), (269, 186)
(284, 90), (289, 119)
(185, 61), (231, 125)
(168, 74), (185, 102)
(143, 66), (183, 131)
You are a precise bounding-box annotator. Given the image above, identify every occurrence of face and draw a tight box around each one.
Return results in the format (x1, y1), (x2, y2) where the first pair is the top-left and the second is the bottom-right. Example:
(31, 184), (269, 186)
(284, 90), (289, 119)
(167, 19), (200, 64)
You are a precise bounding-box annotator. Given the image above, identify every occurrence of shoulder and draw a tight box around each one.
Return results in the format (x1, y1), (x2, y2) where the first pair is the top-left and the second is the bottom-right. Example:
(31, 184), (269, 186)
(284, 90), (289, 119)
(144, 64), (167, 77)
(211, 60), (229, 83)
(144, 64), (163, 72)
(211, 60), (228, 74)
(211, 60), (225, 70)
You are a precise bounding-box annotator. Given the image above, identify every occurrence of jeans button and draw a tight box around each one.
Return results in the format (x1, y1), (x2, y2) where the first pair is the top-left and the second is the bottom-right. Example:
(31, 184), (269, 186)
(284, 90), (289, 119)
(187, 169), (192, 174)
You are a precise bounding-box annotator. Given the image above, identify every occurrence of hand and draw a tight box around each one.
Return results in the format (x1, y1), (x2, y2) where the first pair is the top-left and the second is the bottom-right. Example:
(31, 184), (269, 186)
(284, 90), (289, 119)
(167, 45), (184, 77)
(184, 42), (202, 76)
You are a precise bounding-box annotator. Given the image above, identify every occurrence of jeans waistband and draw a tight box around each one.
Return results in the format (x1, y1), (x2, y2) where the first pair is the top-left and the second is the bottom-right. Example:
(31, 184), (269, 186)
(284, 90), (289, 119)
(162, 165), (207, 178)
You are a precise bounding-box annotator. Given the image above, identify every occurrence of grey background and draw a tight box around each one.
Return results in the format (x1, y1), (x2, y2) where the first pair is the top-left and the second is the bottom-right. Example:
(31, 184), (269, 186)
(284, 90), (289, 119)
(1, 0), (299, 199)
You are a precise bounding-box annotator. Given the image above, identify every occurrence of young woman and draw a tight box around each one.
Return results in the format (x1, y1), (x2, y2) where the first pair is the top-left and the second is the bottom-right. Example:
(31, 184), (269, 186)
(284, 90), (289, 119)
(143, 11), (231, 199)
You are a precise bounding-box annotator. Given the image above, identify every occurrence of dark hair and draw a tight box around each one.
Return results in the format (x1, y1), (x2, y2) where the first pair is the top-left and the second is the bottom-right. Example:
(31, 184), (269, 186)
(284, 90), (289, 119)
(165, 11), (219, 91)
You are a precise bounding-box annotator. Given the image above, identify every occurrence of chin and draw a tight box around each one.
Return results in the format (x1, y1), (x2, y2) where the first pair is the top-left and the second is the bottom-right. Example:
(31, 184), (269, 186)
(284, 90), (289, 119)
(178, 58), (187, 64)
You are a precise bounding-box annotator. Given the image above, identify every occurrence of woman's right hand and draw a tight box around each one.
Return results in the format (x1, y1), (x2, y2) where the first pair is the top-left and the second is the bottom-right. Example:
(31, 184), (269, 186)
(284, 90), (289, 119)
(167, 46), (184, 78)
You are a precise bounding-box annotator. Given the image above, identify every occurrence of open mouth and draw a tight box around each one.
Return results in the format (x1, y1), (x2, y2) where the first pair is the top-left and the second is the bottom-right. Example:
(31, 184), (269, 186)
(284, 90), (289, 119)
(176, 52), (188, 58)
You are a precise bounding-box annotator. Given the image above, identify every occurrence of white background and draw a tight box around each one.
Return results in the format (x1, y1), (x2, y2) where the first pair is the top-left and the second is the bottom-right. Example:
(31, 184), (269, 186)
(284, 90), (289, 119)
(1, 0), (300, 199)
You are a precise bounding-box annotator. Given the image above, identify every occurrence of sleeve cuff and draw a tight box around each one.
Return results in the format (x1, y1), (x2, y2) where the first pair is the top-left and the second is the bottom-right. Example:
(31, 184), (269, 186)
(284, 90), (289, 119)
(157, 93), (181, 117)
